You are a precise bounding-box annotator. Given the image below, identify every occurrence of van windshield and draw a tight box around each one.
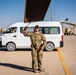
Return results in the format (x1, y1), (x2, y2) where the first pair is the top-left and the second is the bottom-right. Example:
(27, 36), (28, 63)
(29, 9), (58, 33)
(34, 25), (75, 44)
(3, 27), (17, 34)
(20, 27), (60, 34)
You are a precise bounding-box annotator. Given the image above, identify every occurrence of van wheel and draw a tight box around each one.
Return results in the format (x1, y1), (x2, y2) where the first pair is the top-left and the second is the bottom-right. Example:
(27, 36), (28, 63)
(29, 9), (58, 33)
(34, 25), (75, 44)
(45, 42), (55, 51)
(6, 43), (16, 51)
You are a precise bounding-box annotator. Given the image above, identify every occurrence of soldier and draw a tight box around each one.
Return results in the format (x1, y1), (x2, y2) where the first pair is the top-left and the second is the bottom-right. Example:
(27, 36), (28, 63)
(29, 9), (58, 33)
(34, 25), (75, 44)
(23, 25), (46, 73)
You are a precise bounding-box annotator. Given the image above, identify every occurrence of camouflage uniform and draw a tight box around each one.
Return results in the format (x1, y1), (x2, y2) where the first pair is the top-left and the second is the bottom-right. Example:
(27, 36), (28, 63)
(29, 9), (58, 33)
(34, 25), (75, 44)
(23, 28), (46, 72)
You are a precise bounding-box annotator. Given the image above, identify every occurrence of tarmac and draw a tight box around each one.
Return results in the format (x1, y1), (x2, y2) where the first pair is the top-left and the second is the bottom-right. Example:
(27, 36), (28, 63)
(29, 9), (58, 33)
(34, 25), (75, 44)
(0, 36), (76, 75)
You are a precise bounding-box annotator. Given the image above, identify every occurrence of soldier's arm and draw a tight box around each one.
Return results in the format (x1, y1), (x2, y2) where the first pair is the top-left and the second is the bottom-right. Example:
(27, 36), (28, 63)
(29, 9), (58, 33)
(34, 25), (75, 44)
(41, 34), (46, 47)
(23, 27), (31, 36)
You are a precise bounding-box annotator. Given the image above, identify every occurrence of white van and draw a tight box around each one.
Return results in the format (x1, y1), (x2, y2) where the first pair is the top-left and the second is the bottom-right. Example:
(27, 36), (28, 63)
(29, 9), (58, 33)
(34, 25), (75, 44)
(0, 21), (64, 51)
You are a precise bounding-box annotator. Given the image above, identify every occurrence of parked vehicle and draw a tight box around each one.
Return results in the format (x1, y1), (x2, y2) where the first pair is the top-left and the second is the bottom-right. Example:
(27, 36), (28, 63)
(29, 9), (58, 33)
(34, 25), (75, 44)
(0, 21), (64, 51)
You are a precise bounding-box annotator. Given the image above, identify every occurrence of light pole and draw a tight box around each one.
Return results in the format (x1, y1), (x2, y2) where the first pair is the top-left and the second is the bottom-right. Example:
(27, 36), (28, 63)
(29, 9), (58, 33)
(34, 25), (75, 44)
(51, 0), (53, 21)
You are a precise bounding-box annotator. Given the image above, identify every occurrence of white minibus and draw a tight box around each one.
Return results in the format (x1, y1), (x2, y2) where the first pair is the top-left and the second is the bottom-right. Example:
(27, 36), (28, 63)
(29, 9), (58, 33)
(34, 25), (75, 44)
(0, 21), (64, 51)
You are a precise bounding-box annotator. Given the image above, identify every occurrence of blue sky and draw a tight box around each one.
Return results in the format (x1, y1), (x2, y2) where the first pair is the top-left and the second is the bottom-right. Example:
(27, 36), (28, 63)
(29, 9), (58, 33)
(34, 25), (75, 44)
(0, 0), (76, 28)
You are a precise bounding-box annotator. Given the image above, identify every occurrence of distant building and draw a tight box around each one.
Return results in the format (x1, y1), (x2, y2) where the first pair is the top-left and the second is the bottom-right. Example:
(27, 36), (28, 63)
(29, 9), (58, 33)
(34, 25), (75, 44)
(0, 28), (4, 32)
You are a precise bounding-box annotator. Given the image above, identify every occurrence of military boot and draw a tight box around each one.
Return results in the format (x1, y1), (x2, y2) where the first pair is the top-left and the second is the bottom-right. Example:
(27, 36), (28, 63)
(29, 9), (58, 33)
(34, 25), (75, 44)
(33, 69), (37, 73)
(38, 68), (44, 72)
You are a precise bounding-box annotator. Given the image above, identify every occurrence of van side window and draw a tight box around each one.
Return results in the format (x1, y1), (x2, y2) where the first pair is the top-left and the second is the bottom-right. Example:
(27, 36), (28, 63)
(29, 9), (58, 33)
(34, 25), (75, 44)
(44, 28), (49, 34)
(28, 28), (34, 32)
(20, 27), (24, 33)
(4, 27), (17, 34)
(39, 28), (43, 33)
(20, 27), (43, 34)
(20, 27), (34, 33)
(44, 27), (60, 34)
(20, 27), (60, 34)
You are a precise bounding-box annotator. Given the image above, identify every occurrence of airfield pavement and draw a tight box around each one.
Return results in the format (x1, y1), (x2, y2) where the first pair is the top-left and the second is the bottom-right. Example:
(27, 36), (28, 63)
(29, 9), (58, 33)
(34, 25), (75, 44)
(0, 36), (76, 75)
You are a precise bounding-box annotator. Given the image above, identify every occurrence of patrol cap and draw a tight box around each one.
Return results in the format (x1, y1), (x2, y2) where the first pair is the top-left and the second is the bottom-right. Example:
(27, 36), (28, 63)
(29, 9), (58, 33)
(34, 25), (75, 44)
(34, 25), (39, 29)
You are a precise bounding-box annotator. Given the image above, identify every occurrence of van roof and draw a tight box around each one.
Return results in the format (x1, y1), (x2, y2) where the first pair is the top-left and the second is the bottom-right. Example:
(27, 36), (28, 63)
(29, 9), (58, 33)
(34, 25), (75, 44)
(9, 21), (61, 28)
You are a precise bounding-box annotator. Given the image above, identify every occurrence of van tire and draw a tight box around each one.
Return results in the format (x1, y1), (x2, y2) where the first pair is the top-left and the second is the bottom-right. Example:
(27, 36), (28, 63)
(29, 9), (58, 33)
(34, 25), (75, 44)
(45, 42), (55, 51)
(6, 42), (16, 51)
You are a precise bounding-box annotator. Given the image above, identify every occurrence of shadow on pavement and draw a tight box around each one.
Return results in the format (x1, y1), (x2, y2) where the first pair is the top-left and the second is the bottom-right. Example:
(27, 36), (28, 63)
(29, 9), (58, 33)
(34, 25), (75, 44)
(16, 48), (31, 51)
(0, 47), (58, 52)
(53, 49), (58, 51)
(0, 47), (31, 51)
(0, 62), (32, 72)
(0, 47), (6, 51)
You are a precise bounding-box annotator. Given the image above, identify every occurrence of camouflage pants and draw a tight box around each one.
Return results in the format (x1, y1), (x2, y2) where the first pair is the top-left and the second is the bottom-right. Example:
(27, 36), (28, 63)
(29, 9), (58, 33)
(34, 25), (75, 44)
(31, 48), (43, 70)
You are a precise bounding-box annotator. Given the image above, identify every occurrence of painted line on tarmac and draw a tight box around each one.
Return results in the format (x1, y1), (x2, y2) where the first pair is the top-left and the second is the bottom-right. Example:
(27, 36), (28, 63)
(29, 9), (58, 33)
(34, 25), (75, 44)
(57, 48), (70, 75)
